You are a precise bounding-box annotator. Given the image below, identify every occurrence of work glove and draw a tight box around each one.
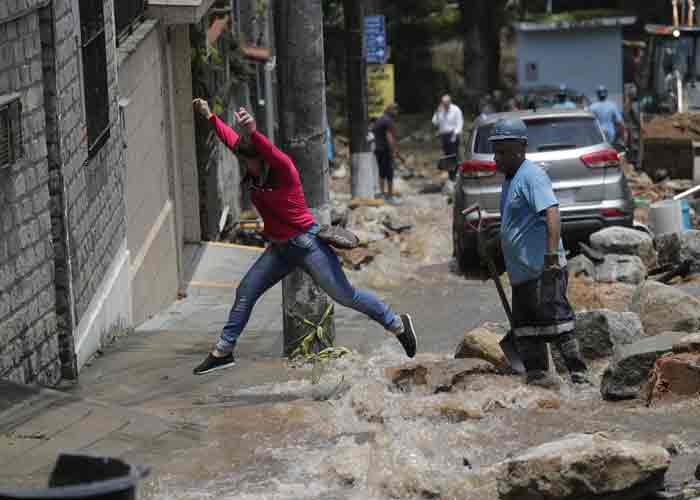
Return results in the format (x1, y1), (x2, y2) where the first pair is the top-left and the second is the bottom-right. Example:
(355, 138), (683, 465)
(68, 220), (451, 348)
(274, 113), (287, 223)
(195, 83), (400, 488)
(539, 253), (563, 309)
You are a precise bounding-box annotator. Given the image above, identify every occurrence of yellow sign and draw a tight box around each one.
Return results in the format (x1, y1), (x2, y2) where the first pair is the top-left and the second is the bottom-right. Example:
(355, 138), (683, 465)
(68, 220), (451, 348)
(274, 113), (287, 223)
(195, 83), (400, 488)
(367, 64), (394, 118)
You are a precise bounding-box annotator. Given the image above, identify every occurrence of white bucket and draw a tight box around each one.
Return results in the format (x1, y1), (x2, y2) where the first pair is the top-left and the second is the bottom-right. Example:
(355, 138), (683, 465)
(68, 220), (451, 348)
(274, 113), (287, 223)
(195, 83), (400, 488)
(649, 199), (684, 235)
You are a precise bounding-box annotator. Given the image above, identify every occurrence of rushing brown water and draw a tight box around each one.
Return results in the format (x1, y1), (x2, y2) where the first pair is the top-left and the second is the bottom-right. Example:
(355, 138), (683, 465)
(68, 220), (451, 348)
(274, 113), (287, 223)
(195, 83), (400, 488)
(141, 340), (700, 500)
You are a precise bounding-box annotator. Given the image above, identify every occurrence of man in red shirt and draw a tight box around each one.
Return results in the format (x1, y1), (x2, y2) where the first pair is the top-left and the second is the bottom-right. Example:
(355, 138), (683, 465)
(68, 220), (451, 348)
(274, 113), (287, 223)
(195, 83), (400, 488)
(192, 99), (418, 374)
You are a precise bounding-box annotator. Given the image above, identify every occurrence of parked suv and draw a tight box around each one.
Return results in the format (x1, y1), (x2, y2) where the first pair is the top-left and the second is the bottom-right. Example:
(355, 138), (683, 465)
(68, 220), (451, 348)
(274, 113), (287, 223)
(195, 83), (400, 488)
(453, 109), (634, 271)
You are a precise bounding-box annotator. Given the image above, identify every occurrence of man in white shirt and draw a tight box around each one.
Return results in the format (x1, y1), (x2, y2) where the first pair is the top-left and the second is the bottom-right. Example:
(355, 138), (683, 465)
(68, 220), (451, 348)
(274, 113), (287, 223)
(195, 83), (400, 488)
(432, 95), (464, 166)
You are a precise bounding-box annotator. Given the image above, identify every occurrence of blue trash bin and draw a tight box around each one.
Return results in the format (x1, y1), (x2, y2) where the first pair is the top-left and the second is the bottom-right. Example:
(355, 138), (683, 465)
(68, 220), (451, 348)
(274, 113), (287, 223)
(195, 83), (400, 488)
(681, 199), (692, 230)
(0, 454), (149, 500)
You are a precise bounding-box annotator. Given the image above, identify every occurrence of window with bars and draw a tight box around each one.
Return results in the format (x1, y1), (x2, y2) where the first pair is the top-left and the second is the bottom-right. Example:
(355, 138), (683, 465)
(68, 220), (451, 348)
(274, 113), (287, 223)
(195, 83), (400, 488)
(0, 96), (23, 169)
(79, 0), (110, 157)
(115, 0), (147, 46)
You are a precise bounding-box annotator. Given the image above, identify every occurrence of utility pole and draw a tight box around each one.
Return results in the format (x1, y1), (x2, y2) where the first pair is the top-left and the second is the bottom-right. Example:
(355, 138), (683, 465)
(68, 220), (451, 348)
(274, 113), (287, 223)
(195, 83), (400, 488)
(344, 0), (374, 198)
(275, 0), (336, 356)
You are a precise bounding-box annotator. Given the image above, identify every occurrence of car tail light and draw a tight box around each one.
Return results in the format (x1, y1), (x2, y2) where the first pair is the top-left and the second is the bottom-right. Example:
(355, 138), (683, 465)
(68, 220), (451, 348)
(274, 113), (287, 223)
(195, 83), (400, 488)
(600, 208), (626, 218)
(580, 149), (620, 168)
(458, 160), (497, 177)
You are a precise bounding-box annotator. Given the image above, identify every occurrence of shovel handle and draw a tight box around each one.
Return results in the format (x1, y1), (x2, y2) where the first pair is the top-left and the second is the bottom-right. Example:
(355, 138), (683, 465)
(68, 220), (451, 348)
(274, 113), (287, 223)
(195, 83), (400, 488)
(462, 203), (515, 328)
(462, 203), (482, 232)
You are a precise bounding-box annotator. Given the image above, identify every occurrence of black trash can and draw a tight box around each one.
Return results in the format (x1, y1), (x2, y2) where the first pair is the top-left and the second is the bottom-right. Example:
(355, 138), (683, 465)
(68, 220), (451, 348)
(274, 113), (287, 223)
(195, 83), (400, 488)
(0, 454), (149, 499)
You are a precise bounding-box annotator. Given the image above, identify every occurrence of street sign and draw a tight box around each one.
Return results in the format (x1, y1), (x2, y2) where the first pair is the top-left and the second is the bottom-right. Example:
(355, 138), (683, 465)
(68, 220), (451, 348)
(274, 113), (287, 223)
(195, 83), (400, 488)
(364, 15), (387, 64)
(367, 64), (394, 118)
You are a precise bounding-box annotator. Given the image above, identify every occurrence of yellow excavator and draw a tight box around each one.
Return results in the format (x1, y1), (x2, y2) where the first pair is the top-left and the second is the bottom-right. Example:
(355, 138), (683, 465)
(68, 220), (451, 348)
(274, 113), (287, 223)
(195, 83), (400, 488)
(633, 0), (700, 180)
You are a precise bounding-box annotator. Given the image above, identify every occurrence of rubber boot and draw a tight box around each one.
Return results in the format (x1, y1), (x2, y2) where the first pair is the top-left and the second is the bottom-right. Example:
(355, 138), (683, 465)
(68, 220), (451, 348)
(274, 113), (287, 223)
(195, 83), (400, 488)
(518, 337), (560, 390)
(556, 332), (590, 384)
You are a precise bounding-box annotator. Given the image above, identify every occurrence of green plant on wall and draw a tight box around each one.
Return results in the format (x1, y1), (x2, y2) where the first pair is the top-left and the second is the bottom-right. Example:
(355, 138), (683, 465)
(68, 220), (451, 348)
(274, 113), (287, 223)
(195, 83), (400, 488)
(255, 0), (268, 21)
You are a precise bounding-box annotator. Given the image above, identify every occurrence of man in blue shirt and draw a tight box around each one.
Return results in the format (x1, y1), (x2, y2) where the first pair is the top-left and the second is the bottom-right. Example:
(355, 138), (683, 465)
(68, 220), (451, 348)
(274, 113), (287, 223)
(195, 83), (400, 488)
(552, 84), (576, 109)
(588, 85), (625, 145)
(490, 117), (589, 388)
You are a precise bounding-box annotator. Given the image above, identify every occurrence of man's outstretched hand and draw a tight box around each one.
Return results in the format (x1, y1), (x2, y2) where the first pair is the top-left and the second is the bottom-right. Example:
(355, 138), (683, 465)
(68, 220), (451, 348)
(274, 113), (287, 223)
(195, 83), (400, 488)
(234, 108), (256, 135)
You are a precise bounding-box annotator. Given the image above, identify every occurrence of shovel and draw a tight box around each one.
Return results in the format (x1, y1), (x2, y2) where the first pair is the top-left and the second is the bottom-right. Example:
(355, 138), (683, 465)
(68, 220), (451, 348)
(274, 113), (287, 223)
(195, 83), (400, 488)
(462, 203), (526, 374)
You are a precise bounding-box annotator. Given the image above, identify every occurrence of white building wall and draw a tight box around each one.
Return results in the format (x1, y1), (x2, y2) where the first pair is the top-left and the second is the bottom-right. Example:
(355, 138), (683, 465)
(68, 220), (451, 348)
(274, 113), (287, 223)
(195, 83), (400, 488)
(517, 27), (624, 108)
(118, 20), (179, 325)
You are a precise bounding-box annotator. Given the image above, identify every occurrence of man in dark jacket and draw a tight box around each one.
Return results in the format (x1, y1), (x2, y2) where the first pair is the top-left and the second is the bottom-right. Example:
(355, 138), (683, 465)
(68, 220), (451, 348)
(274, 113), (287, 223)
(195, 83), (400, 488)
(372, 103), (401, 204)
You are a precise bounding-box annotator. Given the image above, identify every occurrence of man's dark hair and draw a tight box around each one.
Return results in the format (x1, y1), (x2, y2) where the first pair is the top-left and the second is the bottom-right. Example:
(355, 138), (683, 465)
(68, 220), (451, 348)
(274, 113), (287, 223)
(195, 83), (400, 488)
(235, 136), (259, 159)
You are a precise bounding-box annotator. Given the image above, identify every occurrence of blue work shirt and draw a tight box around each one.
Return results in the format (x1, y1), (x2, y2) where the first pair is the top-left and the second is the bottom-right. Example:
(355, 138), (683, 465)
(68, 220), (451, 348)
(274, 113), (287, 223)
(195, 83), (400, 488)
(552, 100), (576, 109)
(589, 100), (622, 143)
(500, 160), (566, 286)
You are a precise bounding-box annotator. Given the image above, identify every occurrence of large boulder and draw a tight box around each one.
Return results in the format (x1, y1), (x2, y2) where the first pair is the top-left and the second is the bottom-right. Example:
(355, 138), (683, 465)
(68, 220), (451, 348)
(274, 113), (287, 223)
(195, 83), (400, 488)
(497, 433), (670, 500)
(568, 254), (595, 278)
(680, 230), (700, 274)
(654, 231), (700, 273)
(590, 226), (657, 268)
(631, 281), (700, 336)
(601, 332), (690, 400)
(673, 332), (700, 353)
(454, 326), (508, 370)
(645, 352), (700, 403)
(595, 254), (647, 284)
(384, 356), (495, 394)
(568, 278), (637, 312)
(575, 309), (645, 359)
(655, 232), (682, 267)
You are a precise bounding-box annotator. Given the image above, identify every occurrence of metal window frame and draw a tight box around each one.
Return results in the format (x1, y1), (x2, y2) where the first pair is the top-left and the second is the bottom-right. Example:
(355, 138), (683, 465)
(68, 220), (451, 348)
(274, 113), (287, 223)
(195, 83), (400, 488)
(0, 93), (23, 169)
(78, 0), (110, 158)
(115, 0), (148, 47)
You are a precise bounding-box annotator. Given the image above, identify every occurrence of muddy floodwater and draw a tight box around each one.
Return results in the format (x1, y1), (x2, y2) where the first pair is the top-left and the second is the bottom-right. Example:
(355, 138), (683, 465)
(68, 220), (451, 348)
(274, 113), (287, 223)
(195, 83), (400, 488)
(53, 153), (700, 500)
(142, 342), (700, 500)
(139, 189), (700, 500)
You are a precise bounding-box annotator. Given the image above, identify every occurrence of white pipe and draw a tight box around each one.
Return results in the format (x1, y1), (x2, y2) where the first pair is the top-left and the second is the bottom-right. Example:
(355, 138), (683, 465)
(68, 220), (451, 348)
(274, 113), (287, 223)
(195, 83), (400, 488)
(673, 183), (700, 199)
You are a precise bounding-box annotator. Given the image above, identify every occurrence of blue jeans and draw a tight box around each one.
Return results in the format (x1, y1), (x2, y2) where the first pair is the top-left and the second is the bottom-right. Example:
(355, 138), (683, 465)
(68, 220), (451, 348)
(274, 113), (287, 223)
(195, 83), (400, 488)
(215, 226), (400, 353)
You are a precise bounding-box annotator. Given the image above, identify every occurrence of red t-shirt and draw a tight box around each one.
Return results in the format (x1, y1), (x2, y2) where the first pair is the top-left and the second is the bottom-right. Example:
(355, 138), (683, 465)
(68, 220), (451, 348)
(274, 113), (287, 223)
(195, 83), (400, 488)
(209, 114), (315, 241)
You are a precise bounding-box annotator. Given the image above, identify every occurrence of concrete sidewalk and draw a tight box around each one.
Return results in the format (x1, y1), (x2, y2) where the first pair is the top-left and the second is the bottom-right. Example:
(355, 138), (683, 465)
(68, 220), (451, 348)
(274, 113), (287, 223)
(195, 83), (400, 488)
(0, 379), (180, 488)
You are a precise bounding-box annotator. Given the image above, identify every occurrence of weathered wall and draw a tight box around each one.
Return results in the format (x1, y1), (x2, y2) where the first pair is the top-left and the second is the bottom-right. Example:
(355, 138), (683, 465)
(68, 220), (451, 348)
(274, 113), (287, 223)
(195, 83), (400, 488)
(48, 0), (131, 371)
(0, 0), (60, 385)
(118, 20), (179, 325)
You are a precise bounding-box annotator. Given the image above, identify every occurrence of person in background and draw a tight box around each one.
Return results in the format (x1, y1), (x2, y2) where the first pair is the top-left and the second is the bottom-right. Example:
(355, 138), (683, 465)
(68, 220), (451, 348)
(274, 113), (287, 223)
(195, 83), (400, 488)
(588, 85), (626, 146)
(367, 117), (376, 152)
(372, 103), (402, 204)
(326, 125), (335, 171)
(191, 99), (418, 375)
(432, 94), (464, 170)
(552, 84), (576, 109)
(479, 94), (495, 120)
(488, 117), (590, 389)
(505, 97), (520, 112)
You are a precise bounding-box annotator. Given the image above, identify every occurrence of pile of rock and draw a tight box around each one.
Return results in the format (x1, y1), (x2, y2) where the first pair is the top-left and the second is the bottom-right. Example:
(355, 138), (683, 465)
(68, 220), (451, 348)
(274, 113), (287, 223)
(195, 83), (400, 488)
(328, 197), (416, 271)
(454, 292), (700, 402)
(382, 352), (677, 500)
(569, 226), (655, 285)
(655, 229), (700, 273)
